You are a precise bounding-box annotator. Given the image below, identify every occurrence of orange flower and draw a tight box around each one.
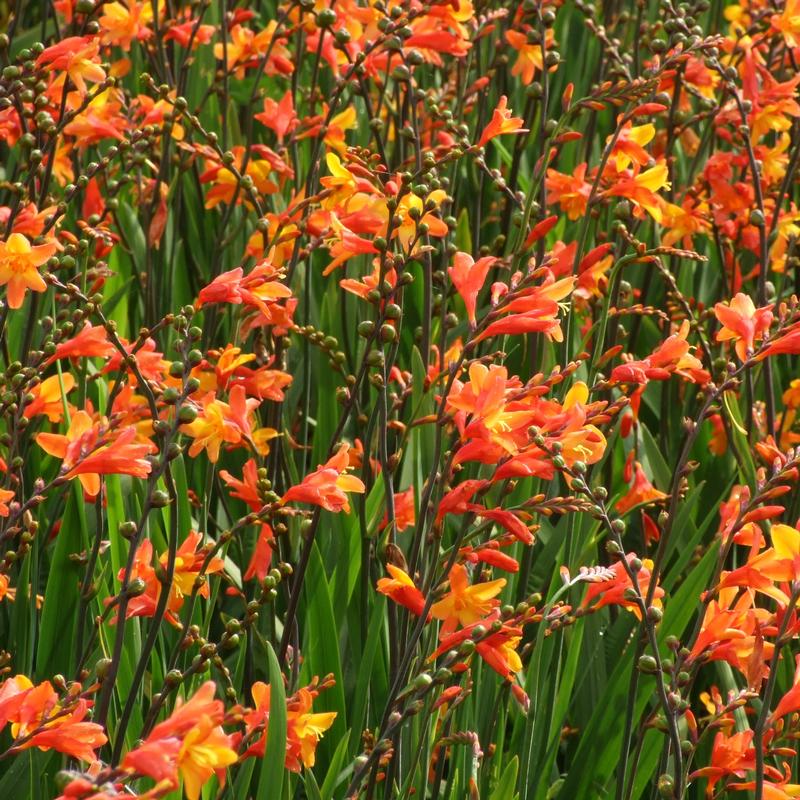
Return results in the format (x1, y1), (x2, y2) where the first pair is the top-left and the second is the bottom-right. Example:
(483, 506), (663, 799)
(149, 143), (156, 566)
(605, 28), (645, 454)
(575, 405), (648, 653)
(610, 122), (655, 171)
(98, 0), (154, 48)
(430, 563), (506, 635)
(688, 729), (756, 796)
(377, 565), (427, 617)
(243, 682), (336, 770)
(661, 197), (711, 248)
(24, 374), (75, 423)
(36, 412), (152, 497)
(200, 345), (292, 401)
(167, 531), (225, 605)
(123, 682), (236, 799)
(771, 655), (800, 721)
(0, 675), (106, 762)
(604, 162), (670, 223)
(196, 258), (292, 314)
(0, 233), (57, 309)
(181, 384), (278, 463)
(242, 523), (274, 582)
(177, 715), (237, 800)
(200, 146), (280, 209)
(477, 96), (527, 148)
(505, 29), (548, 85)
(255, 90), (299, 144)
(615, 462), (668, 514)
(687, 588), (769, 673)
(448, 252), (497, 324)
(610, 320), (709, 385)
(714, 292), (774, 360)
(47, 321), (115, 363)
(474, 269), (574, 343)
(323, 219), (379, 276)
(148, 681), (224, 740)
(220, 458), (262, 510)
(35, 36), (106, 94)
(772, 0), (800, 47)
(380, 486), (416, 532)
(546, 163), (592, 220)
(581, 553), (663, 619)
(164, 19), (215, 49)
(475, 624), (523, 679)
(0, 488), (14, 518)
(281, 443), (365, 513)
(432, 611), (523, 679)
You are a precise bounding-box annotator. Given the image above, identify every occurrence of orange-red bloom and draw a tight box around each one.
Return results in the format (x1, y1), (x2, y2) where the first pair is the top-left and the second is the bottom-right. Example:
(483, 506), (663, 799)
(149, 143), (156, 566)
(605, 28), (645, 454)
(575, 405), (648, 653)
(714, 292), (774, 360)
(377, 565), (427, 617)
(281, 443), (365, 513)
(477, 96), (527, 148)
(448, 252), (497, 325)
(36, 412), (152, 497)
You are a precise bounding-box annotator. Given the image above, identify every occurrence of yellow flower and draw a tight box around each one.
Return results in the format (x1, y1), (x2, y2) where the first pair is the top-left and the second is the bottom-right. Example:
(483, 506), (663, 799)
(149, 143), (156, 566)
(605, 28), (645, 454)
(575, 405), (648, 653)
(0, 233), (57, 309)
(431, 563), (506, 635)
(178, 715), (237, 800)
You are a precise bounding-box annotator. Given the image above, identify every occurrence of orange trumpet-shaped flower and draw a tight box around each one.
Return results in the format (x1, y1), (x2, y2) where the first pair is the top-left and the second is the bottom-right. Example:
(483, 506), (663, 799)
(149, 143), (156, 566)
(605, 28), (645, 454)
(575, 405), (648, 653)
(114, 532), (224, 623)
(123, 682), (236, 800)
(610, 320), (709, 385)
(47, 322), (116, 364)
(220, 458), (262, 510)
(24, 373), (75, 423)
(772, 0), (800, 47)
(381, 486), (416, 532)
(35, 36), (107, 95)
(220, 459), (275, 581)
(177, 715), (237, 800)
(149, 681), (224, 740)
(0, 233), (57, 309)
(475, 270), (574, 343)
(181, 384), (277, 463)
(167, 531), (226, 604)
(0, 488), (14, 518)
(196, 258), (292, 314)
(98, 0), (155, 48)
(581, 553), (663, 619)
(243, 682), (337, 771)
(476, 625), (523, 679)
(281, 443), (365, 513)
(430, 563), (506, 635)
(714, 292), (774, 360)
(505, 29), (550, 85)
(686, 588), (770, 673)
(615, 462), (668, 514)
(377, 565), (427, 617)
(688, 729), (756, 796)
(546, 163), (592, 221)
(255, 90), (299, 144)
(0, 675), (106, 762)
(477, 96), (527, 148)
(610, 122), (655, 171)
(604, 162), (670, 223)
(432, 611), (523, 679)
(719, 525), (800, 602)
(448, 252), (498, 324)
(36, 412), (152, 497)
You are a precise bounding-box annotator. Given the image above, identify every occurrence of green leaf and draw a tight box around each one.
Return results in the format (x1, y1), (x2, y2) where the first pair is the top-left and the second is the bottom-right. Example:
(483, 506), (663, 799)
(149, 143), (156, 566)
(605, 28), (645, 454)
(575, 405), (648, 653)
(258, 642), (287, 799)
(491, 755), (519, 800)
(36, 483), (88, 678)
